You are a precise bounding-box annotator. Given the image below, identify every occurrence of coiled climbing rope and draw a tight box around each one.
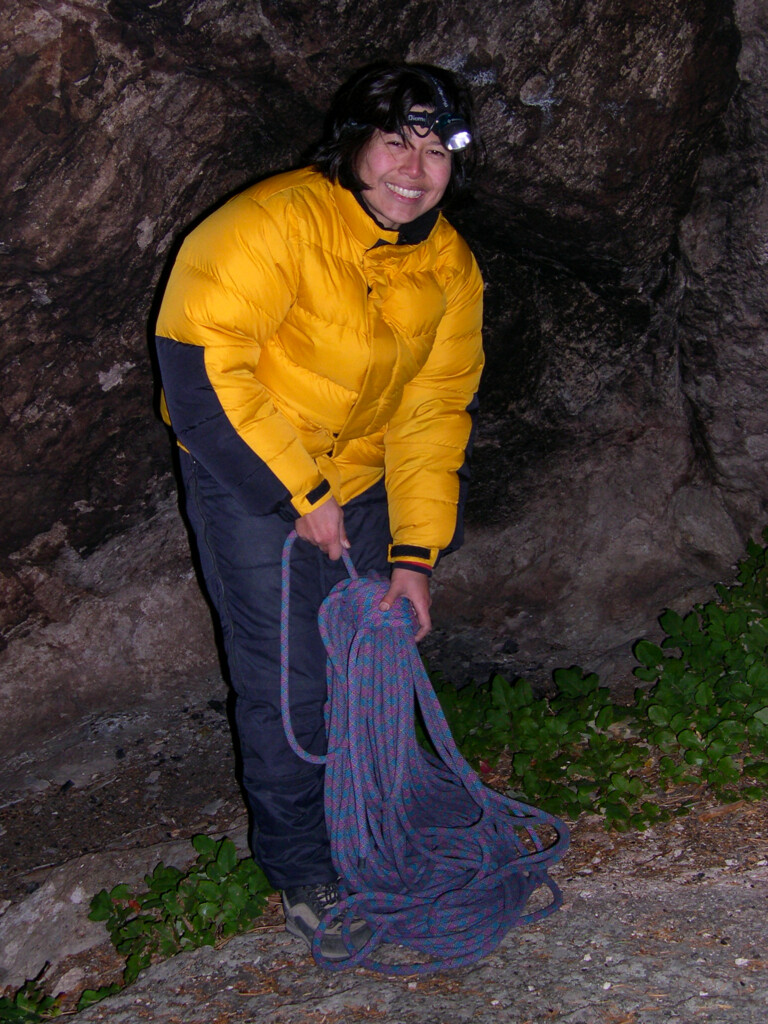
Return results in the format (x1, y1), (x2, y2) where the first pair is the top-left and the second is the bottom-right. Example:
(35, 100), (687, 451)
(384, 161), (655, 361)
(280, 532), (570, 973)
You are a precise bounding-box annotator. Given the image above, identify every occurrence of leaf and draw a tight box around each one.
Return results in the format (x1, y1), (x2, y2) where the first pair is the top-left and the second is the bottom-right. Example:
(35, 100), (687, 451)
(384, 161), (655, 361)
(192, 834), (217, 858)
(641, 801), (662, 817)
(205, 863), (224, 884)
(729, 681), (753, 701)
(682, 611), (703, 642)
(633, 666), (660, 682)
(77, 984), (122, 1011)
(124, 951), (149, 986)
(512, 713), (538, 741)
(684, 749), (707, 766)
(651, 727), (677, 750)
(694, 682), (715, 708)
(197, 879), (222, 902)
(552, 666), (580, 697)
(747, 664), (768, 689)
(196, 901), (221, 922)
(224, 881), (248, 910)
(626, 776), (645, 797)
(576, 781), (598, 807)
(594, 705), (614, 730)
(659, 657), (686, 681)
(742, 784), (768, 801)
(635, 640), (664, 669)
(553, 667), (598, 699)
(609, 772), (631, 794)
(670, 712), (690, 733)
(647, 704), (671, 726)
(490, 675), (515, 713)
(147, 864), (183, 893)
(677, 728), (702, 751)
(547, 715), (572, 738)
(706, 737), (727, 760)
(708, 756), (740, 785)
(88, 889), (116, 922)
(659, 608), (684, 638)
(603, 801), (631, 821)
(629, 812), (651, 830)
(485, 708), (513, 743)
(511, 678), (534, 708)
(658, 755), (679, 775)
(725, 610), (746, 638)
(109, 883), (133, 901)
(718, 719), (746, 743)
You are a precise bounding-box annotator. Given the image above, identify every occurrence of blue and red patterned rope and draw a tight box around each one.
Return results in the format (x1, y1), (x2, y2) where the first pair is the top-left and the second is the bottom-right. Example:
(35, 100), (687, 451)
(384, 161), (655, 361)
(280, 531), (569, 973)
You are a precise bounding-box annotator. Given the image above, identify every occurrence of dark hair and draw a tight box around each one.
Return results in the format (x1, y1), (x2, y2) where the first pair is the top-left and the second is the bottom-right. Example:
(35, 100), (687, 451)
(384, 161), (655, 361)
(312, 62), (480, 204)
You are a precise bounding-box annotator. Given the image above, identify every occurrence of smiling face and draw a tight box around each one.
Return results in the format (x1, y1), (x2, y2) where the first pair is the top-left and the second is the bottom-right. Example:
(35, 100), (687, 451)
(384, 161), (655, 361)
(355, 118), (453, 230)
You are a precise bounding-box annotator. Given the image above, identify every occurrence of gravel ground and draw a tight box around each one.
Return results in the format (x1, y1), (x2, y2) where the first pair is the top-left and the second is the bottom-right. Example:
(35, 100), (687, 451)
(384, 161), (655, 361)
(72, 862), (768, 1024)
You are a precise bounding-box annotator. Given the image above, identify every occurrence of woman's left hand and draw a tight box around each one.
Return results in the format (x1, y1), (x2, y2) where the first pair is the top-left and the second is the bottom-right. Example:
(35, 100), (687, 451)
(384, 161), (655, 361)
(379, 568), (432, 641)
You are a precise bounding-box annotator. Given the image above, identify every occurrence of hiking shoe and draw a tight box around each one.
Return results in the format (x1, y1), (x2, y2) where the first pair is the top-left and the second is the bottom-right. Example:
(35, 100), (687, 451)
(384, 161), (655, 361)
(282, 880), (372, 961)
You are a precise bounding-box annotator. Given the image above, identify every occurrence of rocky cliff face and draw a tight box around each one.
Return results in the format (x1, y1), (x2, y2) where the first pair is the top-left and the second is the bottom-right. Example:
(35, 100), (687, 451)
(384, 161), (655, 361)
(2, 0), (766, 751)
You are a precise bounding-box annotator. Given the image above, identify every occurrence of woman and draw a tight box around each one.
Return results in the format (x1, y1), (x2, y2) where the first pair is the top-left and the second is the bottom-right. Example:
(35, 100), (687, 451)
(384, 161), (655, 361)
(155, 61), (484, 960)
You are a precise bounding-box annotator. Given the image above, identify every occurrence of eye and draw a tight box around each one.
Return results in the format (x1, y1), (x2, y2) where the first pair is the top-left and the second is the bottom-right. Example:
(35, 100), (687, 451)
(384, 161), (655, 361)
(386, 137), (405, 148)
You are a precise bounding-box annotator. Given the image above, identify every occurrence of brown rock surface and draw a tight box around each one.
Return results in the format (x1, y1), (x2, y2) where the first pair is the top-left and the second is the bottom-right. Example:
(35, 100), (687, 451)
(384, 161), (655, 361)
(1, 0), (766, 741)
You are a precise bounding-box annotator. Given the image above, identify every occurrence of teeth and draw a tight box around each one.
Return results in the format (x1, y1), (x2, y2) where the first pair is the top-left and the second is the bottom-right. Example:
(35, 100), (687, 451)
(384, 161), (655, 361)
(386, 183), (424, 199)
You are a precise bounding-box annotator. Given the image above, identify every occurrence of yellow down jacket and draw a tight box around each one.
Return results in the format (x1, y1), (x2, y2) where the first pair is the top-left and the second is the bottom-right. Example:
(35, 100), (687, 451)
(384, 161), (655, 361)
(155, 167), (483, 572)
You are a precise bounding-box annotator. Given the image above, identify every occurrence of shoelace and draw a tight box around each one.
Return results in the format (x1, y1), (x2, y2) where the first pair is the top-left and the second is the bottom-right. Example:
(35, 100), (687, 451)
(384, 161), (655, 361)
(292, 880), (340, 913)
(280, 532), (570, 973)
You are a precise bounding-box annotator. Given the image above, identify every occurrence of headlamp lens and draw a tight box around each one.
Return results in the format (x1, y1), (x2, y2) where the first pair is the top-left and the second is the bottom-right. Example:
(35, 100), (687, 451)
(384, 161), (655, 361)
(443, 128), (472, 152)
(432, 112), (472, 151)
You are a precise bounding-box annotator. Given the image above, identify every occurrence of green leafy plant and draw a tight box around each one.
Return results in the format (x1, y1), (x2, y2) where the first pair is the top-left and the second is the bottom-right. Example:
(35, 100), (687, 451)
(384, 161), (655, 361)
(1, 837), (273, 1021)
(632, 531), (768, 803)
(80, 835), (272, 1006)
(0, 980), (60, 1024)
(430, 665), (662, 830)
(429, 528), (768, 829)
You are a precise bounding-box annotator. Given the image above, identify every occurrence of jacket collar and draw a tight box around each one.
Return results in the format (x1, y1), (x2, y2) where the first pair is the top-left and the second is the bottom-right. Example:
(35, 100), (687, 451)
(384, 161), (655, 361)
(396, 206), (440, 245)
(331, 178), (400, 249)
(330, 176), (440, 249)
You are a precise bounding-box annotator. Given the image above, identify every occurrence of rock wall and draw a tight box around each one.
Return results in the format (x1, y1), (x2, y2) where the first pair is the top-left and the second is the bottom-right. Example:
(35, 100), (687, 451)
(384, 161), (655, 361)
(431, 0), (768, 684)
(2, 0), (766, 751)
(678, 0), (768, 528)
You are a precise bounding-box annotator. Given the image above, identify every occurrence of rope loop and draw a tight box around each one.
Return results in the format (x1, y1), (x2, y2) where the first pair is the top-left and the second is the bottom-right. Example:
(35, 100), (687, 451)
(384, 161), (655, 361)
(279, 529), (570, 972)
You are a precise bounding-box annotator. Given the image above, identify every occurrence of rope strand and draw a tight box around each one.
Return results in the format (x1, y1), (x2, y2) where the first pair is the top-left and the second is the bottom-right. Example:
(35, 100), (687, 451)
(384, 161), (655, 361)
(280, 531), (569, 973)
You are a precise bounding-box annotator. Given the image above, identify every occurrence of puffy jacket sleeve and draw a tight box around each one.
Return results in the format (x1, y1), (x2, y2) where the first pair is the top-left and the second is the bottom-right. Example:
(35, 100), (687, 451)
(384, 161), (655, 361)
(384, 241), (484, 571)
(155, 189), (332, 518)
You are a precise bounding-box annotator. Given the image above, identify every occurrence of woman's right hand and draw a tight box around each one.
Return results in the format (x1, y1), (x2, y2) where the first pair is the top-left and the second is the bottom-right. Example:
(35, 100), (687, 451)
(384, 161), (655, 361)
(295, 497), (350, 561)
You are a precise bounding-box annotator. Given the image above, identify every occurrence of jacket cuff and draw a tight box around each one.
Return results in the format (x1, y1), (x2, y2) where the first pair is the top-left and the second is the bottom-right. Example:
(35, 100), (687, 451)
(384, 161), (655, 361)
(388, 543), (438, 575)
(291, 477), (332, 517)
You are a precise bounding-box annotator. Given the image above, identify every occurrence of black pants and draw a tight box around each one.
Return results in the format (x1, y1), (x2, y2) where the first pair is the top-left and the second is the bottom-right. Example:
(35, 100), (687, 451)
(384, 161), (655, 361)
(180, 451), (390, 888)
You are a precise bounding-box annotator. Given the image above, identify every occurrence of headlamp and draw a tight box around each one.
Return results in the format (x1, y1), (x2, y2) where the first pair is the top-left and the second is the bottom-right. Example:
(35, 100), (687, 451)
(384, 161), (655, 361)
(404, 108), (472, 152)
(343, 72), (472, 152)
(404, 73), (472, 151)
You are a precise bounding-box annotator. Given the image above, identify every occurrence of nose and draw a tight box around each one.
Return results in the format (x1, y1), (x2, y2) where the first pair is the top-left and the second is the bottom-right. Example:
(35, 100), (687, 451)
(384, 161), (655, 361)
(400, 145), (425, 178)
